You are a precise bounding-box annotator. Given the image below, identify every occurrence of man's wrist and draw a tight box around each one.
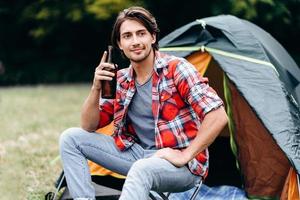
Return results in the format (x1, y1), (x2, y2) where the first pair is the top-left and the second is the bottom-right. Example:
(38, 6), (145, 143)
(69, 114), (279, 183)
(181, 149), (194, 163)
(91, 85), (101, 92)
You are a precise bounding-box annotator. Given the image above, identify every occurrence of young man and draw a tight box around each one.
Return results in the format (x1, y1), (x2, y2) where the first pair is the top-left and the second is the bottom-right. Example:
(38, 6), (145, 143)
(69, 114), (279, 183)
(59, 6), (228, 200)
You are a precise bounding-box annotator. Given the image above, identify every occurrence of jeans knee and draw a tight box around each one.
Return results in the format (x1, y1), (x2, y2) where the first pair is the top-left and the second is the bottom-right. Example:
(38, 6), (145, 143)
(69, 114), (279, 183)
(59, 127), (84, 151)
(128, 158), (152, 179)
(125, 158), (156, 191)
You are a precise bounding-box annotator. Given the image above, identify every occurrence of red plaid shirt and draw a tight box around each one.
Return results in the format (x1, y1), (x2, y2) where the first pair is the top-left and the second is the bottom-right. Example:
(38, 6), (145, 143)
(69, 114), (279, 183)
(98, 51), (223, 177)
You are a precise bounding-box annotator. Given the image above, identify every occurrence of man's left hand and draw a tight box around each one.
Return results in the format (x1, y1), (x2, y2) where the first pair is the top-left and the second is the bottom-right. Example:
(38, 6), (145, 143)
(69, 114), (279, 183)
(152, 147), (190, 167)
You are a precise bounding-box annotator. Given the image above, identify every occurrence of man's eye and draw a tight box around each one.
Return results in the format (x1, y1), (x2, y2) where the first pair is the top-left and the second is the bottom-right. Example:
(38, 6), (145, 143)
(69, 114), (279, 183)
(138, 32), (145, 36)
(123, 34), (131, 39)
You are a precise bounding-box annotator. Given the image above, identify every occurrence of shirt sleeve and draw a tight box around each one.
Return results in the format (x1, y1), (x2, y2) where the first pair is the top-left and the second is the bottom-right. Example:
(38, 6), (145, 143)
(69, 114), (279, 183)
(174, 58), (224, 121)
(98, 98), (114, 128)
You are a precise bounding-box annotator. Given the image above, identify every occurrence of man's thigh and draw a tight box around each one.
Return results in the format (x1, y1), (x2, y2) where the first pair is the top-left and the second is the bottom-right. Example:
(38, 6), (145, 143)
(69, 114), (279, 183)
(61, 127), (143, 175)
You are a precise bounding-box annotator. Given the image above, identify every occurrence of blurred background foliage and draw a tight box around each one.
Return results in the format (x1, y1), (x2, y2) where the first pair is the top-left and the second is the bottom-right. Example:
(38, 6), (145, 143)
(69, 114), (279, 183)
(0, 0), (299, 85)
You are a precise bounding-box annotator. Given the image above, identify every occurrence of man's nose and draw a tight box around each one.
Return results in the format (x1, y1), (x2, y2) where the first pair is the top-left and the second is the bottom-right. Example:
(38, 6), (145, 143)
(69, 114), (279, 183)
(132, 35), (140, 45)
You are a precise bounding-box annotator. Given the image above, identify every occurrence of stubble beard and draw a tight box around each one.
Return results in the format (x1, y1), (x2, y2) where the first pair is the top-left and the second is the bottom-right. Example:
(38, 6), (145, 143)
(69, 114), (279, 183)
(129, 47), (153, 63)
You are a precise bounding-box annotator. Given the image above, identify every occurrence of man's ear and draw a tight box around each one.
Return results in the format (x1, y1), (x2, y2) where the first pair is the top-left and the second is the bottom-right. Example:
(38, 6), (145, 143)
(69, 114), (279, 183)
(152, 34), (156, 44)
(117, 41), (123, 50)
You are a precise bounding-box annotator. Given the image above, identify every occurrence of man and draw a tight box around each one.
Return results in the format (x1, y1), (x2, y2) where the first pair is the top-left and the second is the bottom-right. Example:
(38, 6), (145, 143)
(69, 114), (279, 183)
(59, 6), (228, 200)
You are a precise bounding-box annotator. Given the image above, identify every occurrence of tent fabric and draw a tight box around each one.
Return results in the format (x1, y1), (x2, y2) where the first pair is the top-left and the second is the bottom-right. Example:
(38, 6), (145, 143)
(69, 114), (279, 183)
(223, 75), (239, 165)
(159, 15), (300, 177)
(186, 51), (211, 76)
(229, 79), (290, 197)
(281, 167), (300, 200)
(209, 52), (300, 175)
(205, 15), (300, 104)
(241, 19), (300, 103)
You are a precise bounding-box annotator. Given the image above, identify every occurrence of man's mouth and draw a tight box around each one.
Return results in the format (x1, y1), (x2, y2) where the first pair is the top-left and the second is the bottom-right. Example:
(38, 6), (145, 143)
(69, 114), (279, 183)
(131, 48), (143, 53)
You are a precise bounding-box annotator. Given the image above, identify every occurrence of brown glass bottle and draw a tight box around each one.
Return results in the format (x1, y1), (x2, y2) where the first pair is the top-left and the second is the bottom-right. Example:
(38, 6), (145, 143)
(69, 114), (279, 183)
(101, 45), (117, 99)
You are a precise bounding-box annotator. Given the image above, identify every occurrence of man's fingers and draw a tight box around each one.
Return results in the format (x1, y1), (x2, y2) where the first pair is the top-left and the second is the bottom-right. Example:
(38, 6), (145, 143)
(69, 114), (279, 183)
(96, 63), (115, 71)
(99, 51), (107, 64)
(94, 74), (113, 81)
(95, 68), (115, 77)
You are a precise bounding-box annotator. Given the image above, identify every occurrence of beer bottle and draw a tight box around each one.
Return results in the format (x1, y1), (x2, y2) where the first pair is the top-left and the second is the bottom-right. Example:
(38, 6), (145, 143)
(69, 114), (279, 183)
(101, 45), (117, 99)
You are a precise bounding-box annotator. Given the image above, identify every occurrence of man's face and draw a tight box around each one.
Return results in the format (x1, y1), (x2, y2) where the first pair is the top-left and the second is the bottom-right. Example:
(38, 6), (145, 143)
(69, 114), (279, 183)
(118, 19), (156, 63)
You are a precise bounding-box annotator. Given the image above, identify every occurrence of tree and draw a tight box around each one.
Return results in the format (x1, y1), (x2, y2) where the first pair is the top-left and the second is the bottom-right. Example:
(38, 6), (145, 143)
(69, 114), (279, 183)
(0, 0), (142, 84)
(0, 0), (299, 85)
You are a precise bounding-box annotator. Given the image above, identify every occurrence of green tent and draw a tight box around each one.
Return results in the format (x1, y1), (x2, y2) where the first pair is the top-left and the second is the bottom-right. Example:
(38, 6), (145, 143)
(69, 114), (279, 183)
(159, 14), (300, 199)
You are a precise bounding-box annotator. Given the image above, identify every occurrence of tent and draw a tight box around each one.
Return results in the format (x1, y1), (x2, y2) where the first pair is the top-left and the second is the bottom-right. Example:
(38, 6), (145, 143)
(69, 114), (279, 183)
(48, 15), (300, 200)
(159, 14), (300, 199)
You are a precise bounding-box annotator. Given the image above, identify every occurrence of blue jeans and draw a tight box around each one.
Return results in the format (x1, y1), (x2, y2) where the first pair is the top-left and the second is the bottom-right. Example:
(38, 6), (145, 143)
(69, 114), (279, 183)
(59, 127), (200, 200)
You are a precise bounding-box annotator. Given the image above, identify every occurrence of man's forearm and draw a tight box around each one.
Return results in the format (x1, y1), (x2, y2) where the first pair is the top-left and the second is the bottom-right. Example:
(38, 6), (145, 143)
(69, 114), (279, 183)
(182, 106), (228, 162)
(80, 86), (101, 132)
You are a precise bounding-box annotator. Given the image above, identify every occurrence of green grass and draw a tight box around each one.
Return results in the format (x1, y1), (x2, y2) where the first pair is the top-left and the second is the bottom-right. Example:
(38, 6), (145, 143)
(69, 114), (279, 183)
(0, 84), (90, 200)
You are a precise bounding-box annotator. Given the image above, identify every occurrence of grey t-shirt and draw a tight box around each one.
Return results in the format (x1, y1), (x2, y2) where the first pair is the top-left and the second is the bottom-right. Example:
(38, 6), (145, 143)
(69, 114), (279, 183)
(127, 75), (156, 150)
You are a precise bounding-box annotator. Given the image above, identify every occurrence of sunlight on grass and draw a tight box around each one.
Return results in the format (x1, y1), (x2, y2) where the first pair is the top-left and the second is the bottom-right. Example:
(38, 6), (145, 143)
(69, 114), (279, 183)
(0, 84), (90, 200)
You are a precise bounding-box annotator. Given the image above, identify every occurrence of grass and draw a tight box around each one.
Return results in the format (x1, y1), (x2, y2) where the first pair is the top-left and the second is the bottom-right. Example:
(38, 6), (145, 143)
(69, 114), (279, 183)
(0, 84), (90, 200)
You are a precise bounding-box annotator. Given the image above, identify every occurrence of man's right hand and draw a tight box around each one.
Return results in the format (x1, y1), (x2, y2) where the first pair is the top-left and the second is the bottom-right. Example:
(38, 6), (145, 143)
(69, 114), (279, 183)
(93, 51), (116, 90)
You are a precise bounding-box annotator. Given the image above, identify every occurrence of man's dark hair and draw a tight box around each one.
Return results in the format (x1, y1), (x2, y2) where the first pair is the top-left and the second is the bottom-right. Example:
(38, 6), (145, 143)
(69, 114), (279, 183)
(111, 6), (160, 51)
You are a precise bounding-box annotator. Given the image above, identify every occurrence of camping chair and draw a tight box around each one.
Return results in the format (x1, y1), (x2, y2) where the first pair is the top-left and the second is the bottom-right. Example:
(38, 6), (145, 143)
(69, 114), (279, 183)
(149, 179), (203, 200)
(46, 170), (124, 200)
(45, 171), (66, 200)
(46, 170), (203, 200)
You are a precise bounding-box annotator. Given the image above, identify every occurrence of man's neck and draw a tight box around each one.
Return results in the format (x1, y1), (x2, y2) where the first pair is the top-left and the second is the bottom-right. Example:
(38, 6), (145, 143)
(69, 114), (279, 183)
(131, 50), (155, 84)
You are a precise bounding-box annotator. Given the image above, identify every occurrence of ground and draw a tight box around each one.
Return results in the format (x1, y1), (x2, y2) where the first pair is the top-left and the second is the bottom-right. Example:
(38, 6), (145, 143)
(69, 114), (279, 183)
(0, 84), (89, 200)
